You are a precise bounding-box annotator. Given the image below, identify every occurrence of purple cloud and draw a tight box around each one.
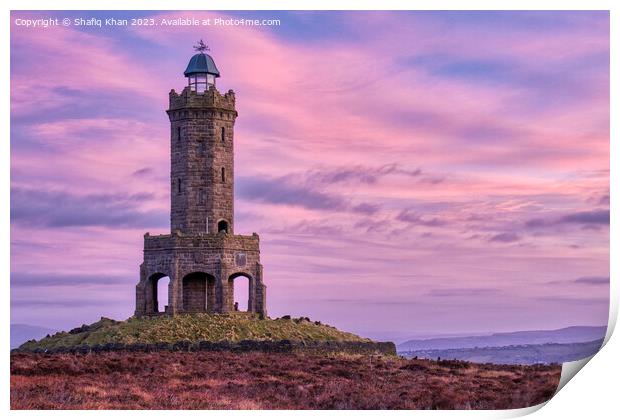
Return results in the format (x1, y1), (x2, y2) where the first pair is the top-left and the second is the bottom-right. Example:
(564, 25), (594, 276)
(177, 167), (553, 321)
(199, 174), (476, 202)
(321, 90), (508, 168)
(397, 210), (447, 227)
(526, 209), (610, 229)
(575, 276), (609, 286)
(237, 175), (347, 211)
(560, 210), (609, 225)
(9, 10), (610, 337)
(351, 203), (381, 215)
(237, 175), (380, 215)
(11, 188), (166, 229)
(132, 167), (154, 178)
(488, 232), (521, 243)
(305, 164), (422, 186)
(11, 272), (130, 287)
(427, 288), (501, 297)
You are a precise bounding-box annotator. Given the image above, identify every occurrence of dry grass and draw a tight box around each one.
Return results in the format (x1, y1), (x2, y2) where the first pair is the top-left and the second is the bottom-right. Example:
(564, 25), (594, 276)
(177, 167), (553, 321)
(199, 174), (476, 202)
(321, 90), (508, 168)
(18, 314), (367, 352)
(11, 351), (561, 409)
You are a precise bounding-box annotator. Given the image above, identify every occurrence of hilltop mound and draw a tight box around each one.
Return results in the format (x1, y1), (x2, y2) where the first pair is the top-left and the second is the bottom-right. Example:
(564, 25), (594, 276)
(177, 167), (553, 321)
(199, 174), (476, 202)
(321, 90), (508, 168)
(17, 313), (372, 352)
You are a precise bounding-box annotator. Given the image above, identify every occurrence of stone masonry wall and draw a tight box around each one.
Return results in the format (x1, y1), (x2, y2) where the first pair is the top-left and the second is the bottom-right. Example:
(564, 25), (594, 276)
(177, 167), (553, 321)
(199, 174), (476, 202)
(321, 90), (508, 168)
(168, 86), (237, 235)
(136, 232), (266, 316)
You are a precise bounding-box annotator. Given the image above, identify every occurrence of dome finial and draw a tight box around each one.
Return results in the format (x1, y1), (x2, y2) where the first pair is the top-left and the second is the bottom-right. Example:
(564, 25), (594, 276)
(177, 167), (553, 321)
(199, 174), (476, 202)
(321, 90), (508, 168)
(193, 39), (210, 54)
(184, 43), (220, 92)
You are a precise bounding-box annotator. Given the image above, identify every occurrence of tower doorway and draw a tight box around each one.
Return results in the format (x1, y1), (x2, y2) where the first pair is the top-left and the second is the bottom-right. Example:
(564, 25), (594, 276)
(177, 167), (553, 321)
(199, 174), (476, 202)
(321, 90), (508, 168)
(182, 272), (216, 312)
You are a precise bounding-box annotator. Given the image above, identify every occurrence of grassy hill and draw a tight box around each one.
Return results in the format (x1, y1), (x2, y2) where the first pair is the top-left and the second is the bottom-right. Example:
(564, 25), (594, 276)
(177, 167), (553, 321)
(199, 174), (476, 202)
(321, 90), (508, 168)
(17, 313), (369, 351)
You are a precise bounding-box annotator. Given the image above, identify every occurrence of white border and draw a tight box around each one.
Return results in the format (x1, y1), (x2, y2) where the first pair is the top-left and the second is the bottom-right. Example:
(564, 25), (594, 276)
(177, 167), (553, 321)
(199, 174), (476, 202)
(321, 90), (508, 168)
(3, 1), (617, 419)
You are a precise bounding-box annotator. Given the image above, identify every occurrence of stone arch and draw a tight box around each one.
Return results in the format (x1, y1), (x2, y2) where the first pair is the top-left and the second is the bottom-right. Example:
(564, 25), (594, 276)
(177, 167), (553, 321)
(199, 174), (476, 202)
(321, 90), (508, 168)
(147, 272), (170, 314)
(228, 272), (254, 312)
(217, 219), (229, 233)
(182, 271), (216, 312)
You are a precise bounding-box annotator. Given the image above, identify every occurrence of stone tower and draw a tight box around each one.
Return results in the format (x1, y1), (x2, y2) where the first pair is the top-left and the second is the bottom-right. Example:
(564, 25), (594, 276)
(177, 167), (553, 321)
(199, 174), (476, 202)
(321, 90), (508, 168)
(135, 42), (267, 317)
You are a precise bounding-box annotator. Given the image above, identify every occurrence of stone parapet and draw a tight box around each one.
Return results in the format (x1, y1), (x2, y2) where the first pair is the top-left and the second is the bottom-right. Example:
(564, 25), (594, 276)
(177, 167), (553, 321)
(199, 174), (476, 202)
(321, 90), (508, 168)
(144, 232), (259, 252)
(168, 86), (237, 114)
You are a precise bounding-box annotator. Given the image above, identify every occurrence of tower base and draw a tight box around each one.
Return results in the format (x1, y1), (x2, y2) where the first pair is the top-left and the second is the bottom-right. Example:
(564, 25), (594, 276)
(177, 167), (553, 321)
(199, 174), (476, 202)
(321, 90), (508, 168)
(135, 231), (266, 317)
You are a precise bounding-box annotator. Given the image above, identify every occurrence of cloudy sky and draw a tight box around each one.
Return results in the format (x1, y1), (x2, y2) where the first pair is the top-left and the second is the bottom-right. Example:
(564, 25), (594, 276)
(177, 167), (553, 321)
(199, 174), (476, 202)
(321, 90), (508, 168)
(10, 11), (609, 341)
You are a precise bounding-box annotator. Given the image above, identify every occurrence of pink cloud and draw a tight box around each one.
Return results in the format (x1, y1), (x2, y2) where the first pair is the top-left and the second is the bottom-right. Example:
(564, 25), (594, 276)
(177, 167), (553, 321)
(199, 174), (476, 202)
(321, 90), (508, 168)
(10, 17), (168, 117)
(10, 11), (609, 336)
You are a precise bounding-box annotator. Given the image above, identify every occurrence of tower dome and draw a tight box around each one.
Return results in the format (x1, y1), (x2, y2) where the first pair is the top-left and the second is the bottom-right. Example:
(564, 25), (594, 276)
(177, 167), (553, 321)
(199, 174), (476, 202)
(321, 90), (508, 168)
(184, 40), (220, 93)
(184, 53), (220, 78)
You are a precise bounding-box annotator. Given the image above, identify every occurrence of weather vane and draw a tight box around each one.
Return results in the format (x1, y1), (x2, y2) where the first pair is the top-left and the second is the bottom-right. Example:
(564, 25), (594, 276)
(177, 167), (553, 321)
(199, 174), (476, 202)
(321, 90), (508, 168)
(193, 39), (210, 53)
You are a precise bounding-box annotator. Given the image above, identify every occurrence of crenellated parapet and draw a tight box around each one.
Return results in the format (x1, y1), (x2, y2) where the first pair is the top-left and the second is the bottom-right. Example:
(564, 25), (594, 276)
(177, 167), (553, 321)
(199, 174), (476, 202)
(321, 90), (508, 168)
(168, 86), (237, 118)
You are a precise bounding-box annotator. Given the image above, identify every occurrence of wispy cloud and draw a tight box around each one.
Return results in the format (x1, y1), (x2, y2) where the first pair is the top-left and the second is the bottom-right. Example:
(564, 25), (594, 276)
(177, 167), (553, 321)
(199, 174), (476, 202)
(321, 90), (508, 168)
(526, 209), (610, 229)
(488, 232), (521, 243)
(132, 167), (154, 178)
(560, 210), (610, 225)
(11, 272), (131, 287)
(10, 10), (609, 335)
(11, 188), (167, 229)
(305, 164), (423, 186)
(396, 210), (447, 227)
(237, 176), (347, 211)
(237, 174), (380, 215)
(426, 288), (501, 297)
(574, 276), (609, 285)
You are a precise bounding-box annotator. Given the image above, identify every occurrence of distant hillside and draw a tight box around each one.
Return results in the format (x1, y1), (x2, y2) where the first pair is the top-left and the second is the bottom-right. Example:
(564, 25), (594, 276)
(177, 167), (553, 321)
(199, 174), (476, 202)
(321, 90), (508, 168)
(398, 325), (606, 351)
(11, 324), (55, 349)
(17, 313), (370, 351)
(399, 339), (603, 365)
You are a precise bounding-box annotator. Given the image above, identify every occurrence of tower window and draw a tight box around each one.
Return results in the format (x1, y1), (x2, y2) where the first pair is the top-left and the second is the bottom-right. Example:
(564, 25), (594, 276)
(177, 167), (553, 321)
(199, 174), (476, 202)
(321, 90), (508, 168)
(177, 127), (181, 143)
(198, 141), (206, 155)
(198, 189), (206, 205)
(177, 178), (182, 194)
(221, 127), (225, 142)
(221, 167), (225, 182)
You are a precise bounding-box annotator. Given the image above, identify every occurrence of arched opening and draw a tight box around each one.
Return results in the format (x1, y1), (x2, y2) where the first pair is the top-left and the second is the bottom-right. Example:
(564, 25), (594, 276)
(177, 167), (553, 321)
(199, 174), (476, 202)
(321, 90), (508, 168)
(148, 273), (170, 314)
(182, 272), (216, 312)
(218, 220), (229, 233)
(228, 273), (252, 312)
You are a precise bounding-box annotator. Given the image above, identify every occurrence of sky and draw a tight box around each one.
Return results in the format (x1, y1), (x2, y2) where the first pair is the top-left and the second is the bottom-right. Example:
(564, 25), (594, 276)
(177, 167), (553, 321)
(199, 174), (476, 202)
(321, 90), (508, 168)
(10, 10), (609, 342)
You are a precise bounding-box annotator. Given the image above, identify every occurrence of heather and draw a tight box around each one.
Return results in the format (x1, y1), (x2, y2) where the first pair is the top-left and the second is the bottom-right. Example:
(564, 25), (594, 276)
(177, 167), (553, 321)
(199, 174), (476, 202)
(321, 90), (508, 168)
(11, 351), (561, 409)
